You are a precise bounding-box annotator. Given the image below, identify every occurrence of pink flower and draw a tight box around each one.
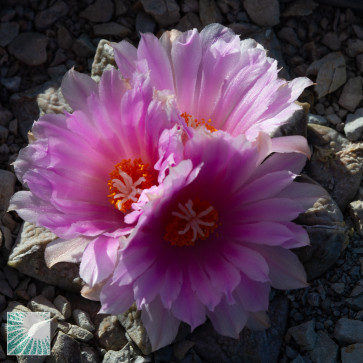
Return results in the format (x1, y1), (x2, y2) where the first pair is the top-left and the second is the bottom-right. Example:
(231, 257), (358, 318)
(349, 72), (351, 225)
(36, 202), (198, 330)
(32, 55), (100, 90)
(113, 23), (312, 139)
(100, 129), (323, 350)
(9, 68), (181, 294)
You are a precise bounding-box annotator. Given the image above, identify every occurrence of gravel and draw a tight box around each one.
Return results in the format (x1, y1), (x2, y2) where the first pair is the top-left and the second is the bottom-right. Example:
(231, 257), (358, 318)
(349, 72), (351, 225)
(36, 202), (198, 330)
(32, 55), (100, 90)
(1, 0), (363, 362)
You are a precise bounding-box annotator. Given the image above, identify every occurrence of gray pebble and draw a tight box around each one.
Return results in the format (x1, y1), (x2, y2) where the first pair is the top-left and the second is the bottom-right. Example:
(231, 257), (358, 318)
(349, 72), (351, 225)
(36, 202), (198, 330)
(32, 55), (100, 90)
(34, 0), (69, 30)
(326, 113), (341, 125)
(339, 77), (363, 113)
(0, 279), (13, 298)
(28, 295), (65, 320)
(346, 293), (363, 311)
(334, 318), (363, 344)
(136, 11), (156, 35)
(93, 22), (131, 37)
(41, 285), (55, 301)
(308, 331), (338, 363)
(141, 0), (181, 27)
(307, 113), (329, 126)
(81, 346), (100, 363)
(96, 315), (128, 351)
(54, 295), (71, 319)
(0, 22), (19, 47)
(3, 266), (19, 289)
(287, 320), (317, 351)
(49, 331), (81, 363)
(72, 34), (96, 58)
(57, 25), (73, 50)
(0, 294), (6, 312)
(73, 309), (95, 332)
(68, 324), (94, 342)
(330, 282), (345, 295)
(344, 109), (363, 141)
(80, 0), (114, 23)
(0, 125), (8, 144)
(341, 343), (363, 363)
(8, 32), (48, 66)
(346, 39), (363, 58)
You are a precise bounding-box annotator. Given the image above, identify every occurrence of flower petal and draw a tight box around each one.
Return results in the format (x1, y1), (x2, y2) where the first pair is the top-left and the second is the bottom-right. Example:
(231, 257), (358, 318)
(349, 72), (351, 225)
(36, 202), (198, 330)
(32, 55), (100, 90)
(138, 33), (174, 91)
(251, 245), (308, 289)
(45, 236), (91, 268)
(79, 236), (120, 287)
(208, 296), (248, 338)
(112, 40), (138, 79)
(61, 68), (98, 111)
(141, 297), (180, 351)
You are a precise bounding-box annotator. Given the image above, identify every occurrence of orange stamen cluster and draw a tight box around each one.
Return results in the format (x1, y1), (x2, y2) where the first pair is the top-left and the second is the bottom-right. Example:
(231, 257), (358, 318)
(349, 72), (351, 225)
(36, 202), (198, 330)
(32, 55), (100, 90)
(164, 198), (220, 247)
(181, 112), (217, 133)
(108, 158), (157, 213)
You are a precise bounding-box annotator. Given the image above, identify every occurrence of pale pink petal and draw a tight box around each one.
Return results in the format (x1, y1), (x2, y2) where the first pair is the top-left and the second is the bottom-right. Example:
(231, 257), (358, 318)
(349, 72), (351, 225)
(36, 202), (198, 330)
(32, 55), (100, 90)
(79, 236), (120, 287)
(276, 181), (328, 210)
(245, 311), (270, 330)
(81, 283), (103, 301)
(171, 29), (202, 112)
(270, 135), (311, 158)
(251, 245), (308, 289)
(61, 68), (98, 110)
(141, 297), (180, 351)
(208, 296), (248, 338)
(112, 40), (138, 79)
(44, 236), (92, 268)
(233, 273), (270, 312)
(138, 33), (174, 91)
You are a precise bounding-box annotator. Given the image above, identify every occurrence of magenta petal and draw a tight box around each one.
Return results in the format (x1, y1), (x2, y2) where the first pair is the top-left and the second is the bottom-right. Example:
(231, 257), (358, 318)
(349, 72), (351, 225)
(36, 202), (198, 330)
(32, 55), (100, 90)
(234, 198), (305, 223)
(171, 277), (206, 329)
(61, 68), (98, 111)
(208, 296), (248, 338)
(133, 261), (166, 309)
(45, 236), (91, 268)
(141, 297), (180, 351)
(236, 170), (296, 205)
(233, 221), (300, 245)
(112, 245), (158, 286)
(188, 261), (223, 310)
(99, 281), (134, 315)
(223, 244), (269, 282)
(159, 260), (183, 310)
(79, 236), (120, 287)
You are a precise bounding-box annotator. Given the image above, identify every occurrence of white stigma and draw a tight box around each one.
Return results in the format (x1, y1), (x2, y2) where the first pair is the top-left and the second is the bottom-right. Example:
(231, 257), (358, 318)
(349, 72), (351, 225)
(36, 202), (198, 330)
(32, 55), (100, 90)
(112, 169), (145, 210)
(172, 199), (215, 242)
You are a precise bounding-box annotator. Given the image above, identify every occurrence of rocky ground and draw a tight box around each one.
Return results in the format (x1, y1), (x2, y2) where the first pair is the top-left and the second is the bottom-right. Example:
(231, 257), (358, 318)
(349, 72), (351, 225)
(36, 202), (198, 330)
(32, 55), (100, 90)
(1, 0), (363, 362)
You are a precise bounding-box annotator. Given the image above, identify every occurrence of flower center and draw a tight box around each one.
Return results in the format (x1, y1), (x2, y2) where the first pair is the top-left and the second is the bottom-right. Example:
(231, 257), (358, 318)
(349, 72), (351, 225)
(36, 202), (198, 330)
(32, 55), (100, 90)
(181, 112), (217, 132)
(108, 158), (157, 213)
(164, 198), (220, 247)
